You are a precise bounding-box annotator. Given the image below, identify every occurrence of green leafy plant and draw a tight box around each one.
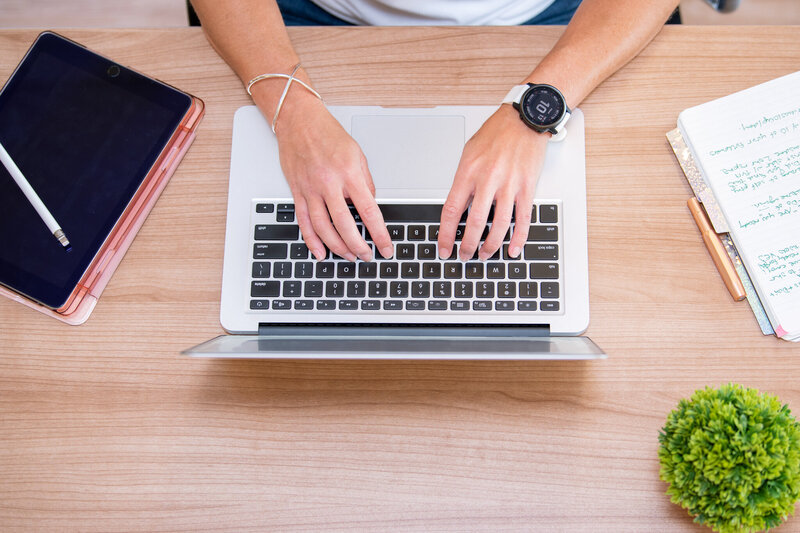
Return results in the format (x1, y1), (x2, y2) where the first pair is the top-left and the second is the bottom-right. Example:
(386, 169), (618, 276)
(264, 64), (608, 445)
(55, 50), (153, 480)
(659, 384), (800, 532)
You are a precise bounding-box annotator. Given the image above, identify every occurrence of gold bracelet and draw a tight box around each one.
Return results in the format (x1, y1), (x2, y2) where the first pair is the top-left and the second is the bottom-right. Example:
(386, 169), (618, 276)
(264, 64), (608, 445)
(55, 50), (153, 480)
(246, 62), (323, 134)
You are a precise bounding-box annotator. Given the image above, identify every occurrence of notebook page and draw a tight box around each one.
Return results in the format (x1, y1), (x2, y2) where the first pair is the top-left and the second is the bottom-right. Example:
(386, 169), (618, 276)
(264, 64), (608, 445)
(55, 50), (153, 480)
(678, 71), (800, 339)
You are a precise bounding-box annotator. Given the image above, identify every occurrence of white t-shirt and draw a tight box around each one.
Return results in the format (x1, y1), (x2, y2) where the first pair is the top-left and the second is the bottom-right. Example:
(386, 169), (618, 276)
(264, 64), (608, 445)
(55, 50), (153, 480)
(309, 0), (557, 26)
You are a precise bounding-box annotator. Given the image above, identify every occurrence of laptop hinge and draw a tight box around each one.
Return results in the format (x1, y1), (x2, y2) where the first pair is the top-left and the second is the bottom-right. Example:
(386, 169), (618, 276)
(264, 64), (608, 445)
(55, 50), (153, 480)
(257, 323), (551, 338)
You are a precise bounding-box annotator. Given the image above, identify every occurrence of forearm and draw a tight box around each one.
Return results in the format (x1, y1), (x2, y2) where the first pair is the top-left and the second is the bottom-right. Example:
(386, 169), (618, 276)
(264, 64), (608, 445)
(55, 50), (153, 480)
(191, 0), (320, 125)
(525, 0), (680, 108)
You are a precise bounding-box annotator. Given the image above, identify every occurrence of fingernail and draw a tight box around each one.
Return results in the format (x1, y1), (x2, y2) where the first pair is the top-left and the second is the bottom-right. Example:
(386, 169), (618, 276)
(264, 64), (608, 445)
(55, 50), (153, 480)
(439, 248), (451, 259)
(345, 252), (357, 262)
(509, 246), (520, 258)
(380, 246), (394, 259)
(359, 250), (373, 262)
(314, 248), (325, 260)
(478, 251), (489, 261)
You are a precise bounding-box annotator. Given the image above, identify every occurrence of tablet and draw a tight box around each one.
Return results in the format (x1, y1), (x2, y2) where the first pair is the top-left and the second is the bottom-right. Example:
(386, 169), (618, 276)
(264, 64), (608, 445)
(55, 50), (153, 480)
(0, 32), (203, 321)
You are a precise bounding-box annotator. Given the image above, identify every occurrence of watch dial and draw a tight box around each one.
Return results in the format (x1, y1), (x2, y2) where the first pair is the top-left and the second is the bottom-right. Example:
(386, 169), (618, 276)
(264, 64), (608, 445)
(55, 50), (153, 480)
(521, 86), (564, 127)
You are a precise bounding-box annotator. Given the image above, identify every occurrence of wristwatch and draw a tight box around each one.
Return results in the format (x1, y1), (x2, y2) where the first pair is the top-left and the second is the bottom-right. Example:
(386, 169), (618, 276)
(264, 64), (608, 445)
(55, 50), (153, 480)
(503, 83), (571, 142)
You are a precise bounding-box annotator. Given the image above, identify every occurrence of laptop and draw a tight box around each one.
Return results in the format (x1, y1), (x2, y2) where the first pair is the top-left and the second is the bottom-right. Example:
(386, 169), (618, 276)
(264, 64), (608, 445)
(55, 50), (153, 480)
(184, 105), (605, 359)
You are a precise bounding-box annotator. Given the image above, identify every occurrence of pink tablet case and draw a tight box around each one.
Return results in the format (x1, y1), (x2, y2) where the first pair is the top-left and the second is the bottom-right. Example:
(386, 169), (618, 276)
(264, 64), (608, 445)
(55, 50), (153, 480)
(0, 98), (204, 325)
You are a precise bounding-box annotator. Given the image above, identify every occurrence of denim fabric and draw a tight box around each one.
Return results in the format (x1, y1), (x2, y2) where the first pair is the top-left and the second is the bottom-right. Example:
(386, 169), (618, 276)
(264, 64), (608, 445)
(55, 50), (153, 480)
(276, 0), (583, 26)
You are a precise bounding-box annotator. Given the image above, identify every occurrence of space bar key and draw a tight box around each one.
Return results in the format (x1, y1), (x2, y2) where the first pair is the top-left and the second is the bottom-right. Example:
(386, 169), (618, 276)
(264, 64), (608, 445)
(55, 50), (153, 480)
(379, 204), (443, 222)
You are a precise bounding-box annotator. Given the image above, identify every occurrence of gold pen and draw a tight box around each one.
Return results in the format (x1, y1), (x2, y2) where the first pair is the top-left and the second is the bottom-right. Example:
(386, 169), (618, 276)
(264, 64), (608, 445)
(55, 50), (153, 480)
(687, 197), (746, 301)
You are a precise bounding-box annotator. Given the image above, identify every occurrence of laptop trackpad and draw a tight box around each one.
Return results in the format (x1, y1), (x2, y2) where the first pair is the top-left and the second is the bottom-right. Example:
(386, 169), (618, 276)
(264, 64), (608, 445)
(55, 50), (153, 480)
(351, 114), (465, 192)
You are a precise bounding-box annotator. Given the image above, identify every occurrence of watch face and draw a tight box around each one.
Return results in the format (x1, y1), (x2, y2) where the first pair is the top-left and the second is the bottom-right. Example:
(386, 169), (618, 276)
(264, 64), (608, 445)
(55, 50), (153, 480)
(521, 85), (565, 128)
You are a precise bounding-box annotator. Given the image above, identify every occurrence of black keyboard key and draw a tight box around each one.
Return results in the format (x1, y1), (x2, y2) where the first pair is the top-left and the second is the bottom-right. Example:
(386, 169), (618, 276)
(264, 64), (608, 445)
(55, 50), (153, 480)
(397, 243), (415, 259)
(255, 224), (299, 240)
(519, 282), (538, 299)
(294, 262), (314, 278)
(250, 299), (269, 310)
(251, 281), (279, 297)
(531, 263), (559, 279)
(473, 301), (492, 311)
(339, 300), (358, 310)
(401, 263), (420, 279)
(540, 204), (558, 223)
(433, 281), (452, 298)
(256, 203), (274, 213)
(304, 281), (323, 297)
(384, 301), (403, 310)
(274, 262), (292, 278)
(380, 262), (399, 278)
(253, 243), (288, 259)
(347, 281), (366, 298)
(476, 282), (494, 298)
(454, 225), (466, 241)
(407, 225), (426, 240)
(411, 281), (430, 298)
(379, 204), (442, 222)
(417, 243), (437, 259)
(358, 262), (378, 278)
(283, 280), (302, 297)
(525, 244), (559, 260)
(498, 282), (516, 298)
(277, 203), (294, 212)
(428, 225), (439, 241)
(450, 301), (469, 311)
(486, 263), (505, 279)
(317, 300), (335, 310)
(387, 225), (405, 240)
(454, 282), (472, 298)
(326, 280), (345, 297)
(495, 301), (514, 311)
(518, 301), (538, 311)
(508, 263), (526, 279)
(465, 263), (483, 279)
(295, 300), (313, 310)
(276, 212), (295, 222)
(422, 262), (441, 278)
(272, 300), (291, 310)
(444, 263), (462, 279)
(541, 282), (560, 299)
(428, 301), (447, 311)
(369, 281), (388, 298)
(348, 207), (362, 223)
(541, 301), (560, 311)
(316, 262), (336, 278)
(406, 301), (425, 311)
(389, 281), (409, 298)
(361, 300), (381, 311)
(252, 262), (270, 278)
(528, 225), (558, 242)
(337, 262), (356, 278)
(290, 242), (309, 259)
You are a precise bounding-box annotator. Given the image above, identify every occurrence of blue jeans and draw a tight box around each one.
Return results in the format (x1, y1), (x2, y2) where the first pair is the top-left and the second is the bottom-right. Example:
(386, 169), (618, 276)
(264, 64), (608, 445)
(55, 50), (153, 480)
(276, 0), (583, 26)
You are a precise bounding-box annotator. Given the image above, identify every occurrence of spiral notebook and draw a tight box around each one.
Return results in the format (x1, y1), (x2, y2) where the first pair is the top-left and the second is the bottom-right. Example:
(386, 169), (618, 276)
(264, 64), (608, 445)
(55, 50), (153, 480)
(670, 70), (800, 342)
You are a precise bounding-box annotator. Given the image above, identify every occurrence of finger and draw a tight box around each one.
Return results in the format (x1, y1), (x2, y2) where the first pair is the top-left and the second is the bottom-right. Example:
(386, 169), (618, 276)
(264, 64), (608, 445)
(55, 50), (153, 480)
(509, 193), (535, 259)
(349, 189), (392, 260)
(294, 197), (327, 260)
(307, 195), (354, 261)
(459, 191), (493, 261)
(438, 186), (471, 260)
(325, 193), (372, 261)
(479, 193), (514, 261)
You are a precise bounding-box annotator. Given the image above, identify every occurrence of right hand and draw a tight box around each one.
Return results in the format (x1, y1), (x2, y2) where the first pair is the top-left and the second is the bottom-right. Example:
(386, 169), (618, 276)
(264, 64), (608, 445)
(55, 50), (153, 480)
(272, 93), (394, 262)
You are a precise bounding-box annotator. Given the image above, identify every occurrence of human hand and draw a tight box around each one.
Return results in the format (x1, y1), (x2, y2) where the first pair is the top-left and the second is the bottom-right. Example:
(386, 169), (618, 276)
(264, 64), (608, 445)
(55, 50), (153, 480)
(274, 96), (393, 262)
(438, 104), (549, 261)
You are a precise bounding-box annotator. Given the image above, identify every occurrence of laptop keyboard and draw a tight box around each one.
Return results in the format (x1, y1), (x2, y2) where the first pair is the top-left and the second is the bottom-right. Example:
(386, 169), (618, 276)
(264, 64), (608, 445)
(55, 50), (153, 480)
(249, 200), (563, 314)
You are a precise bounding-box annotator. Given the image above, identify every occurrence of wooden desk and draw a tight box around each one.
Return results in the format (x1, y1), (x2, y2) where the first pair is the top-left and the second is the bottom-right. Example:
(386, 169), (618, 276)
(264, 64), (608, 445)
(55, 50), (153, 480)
(1, 26), (799, 531)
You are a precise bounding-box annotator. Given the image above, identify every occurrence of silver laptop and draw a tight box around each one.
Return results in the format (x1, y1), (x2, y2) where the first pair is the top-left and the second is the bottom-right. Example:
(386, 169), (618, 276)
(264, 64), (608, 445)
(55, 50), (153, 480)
(184, 105), (605, 359)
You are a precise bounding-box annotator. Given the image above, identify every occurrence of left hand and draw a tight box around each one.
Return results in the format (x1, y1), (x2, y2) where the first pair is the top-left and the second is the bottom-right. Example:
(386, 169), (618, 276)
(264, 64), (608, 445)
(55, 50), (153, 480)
(438, 104), (549, 262)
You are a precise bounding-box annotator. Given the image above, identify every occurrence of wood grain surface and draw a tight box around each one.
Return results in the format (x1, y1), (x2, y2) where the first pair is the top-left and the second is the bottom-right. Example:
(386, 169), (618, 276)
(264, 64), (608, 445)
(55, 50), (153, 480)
(1, 26), (799, 532)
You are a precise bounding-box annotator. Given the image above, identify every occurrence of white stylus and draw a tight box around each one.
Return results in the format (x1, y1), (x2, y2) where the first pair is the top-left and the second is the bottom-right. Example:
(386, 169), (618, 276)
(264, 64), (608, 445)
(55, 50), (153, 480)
(0, 139), (70, 248)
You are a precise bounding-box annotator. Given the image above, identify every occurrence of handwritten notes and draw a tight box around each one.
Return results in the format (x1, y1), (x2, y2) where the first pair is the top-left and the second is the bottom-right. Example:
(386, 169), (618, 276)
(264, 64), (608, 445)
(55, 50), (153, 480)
(679, 70), (800, 339)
